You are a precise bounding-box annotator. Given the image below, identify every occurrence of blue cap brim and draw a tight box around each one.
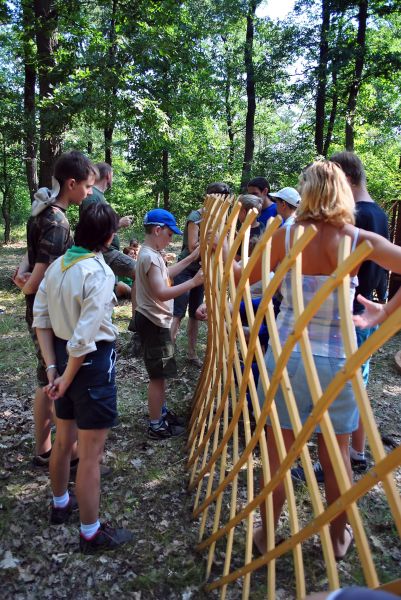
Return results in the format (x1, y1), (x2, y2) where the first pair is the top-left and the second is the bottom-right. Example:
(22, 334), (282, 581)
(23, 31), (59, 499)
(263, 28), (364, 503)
(170, 225), (183, 235)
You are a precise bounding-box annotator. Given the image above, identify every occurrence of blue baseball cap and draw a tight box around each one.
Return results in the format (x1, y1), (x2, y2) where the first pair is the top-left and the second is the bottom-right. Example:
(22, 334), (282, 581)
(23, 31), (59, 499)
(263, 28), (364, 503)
(143, 208), (183, 235)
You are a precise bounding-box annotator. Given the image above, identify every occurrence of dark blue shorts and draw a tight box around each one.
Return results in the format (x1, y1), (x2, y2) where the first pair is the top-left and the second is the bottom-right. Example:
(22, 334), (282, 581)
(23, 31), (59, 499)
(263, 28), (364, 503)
(54, 338), (118, 430)
(173, 267), (204, 319)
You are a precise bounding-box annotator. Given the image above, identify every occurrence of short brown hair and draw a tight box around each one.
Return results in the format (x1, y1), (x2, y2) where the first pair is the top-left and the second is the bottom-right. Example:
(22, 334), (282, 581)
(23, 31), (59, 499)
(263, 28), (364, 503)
(329, 151), (366, 186)
(247, 177), (270, 193)
(95, 162), (113, 181)
(206, 182), (231, 195)
(54, 151), (97, 186)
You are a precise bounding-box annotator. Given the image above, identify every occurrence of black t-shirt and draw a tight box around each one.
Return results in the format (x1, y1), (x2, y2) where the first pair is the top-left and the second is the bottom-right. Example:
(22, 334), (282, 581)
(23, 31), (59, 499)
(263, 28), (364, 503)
(354, 201), (389, 314)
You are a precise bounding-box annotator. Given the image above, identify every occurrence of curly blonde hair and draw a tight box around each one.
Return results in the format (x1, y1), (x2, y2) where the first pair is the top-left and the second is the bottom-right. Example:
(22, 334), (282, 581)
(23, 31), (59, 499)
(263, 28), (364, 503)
(296, 160), (355, 226)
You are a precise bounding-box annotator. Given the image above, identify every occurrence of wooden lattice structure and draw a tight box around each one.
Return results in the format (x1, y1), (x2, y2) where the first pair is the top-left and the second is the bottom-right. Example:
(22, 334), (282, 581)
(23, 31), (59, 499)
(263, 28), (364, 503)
(187, 194), (401, 599)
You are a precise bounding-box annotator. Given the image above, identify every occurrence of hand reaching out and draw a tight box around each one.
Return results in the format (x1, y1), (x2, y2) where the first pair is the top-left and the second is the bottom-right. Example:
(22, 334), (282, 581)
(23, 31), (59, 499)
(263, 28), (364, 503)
(119, 216), (133, 228)
(352, 294), (387, 329)
(195, 303), (208, 321)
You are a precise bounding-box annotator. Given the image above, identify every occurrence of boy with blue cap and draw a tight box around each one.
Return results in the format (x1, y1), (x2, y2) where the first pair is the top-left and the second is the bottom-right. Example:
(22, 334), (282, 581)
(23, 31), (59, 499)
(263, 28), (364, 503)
(135, 208), (204, 439)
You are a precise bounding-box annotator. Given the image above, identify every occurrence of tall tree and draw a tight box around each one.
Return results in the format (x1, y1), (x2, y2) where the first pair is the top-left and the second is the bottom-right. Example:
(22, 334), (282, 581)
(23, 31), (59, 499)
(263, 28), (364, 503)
(21, 0), (38, 199)
(34, 0), (61, 186)
(315, 0), (331, 155)
(240, 0), (257, 190)
(344, 0), (368, 150)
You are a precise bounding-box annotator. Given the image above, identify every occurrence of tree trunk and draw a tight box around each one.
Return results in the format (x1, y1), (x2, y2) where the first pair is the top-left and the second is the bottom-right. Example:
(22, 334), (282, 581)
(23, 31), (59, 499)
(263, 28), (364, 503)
(222, 36), (235, 170)
(315, 0), (331, 156)
(104, 0), (118, 166)
(225, 75), (235, 170)
(240, 0), (257, 191)
(104, 127), (114, 165)
(1, 193), (11, 244)
(22, 0), (38, 201)
(323, 67), (338, 157)
(0, 138), (12, 244)
(345, 0), (368, 151)
(162, 148), (169, 211)
(34, 0), (61, 188)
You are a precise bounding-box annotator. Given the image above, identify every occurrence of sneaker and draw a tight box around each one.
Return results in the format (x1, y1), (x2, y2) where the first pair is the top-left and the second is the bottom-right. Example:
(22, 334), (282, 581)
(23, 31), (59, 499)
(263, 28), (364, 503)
(50, 493), (78, 525)
(147, 418), (185, 440)
(291, 461), (325, 484)
(163, 408), (185, 427)
(79, 523), (133, 554)
(32, 451), (51, 468)
(351, 456), (368, 472)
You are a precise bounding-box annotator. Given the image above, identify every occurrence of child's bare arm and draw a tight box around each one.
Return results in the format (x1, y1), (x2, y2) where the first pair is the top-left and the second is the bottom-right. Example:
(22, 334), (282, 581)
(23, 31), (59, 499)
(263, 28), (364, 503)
(21, 262), (48, 295)
(148, 263), (203, 301)
(168, 245), (200, 279)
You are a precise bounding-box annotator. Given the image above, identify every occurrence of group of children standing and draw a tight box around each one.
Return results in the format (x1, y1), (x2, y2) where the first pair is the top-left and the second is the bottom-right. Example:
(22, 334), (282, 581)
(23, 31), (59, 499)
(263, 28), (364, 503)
(14, 150), (204, 554)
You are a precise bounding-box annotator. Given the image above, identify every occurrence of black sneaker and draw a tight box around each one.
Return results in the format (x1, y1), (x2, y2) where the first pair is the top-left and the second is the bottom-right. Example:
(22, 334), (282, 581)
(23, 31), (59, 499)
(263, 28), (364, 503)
(32, 450), (51, 468)
(291, 461), (325, 484)
(79, 523), (133, 554)
(50, 493), (78, 525)
(351, 456), (368, 472)
(163, 408), (185, 427)
(147, 418), (185, 440)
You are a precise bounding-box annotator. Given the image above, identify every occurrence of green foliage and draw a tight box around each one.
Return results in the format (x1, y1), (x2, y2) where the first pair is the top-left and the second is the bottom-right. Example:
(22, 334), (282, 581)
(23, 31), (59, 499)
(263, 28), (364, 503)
(0, 0), (400, 240)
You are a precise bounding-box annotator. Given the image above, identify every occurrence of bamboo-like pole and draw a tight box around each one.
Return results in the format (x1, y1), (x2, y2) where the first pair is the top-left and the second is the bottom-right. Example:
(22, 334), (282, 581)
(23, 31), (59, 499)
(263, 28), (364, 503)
(187, 197), (401, 599)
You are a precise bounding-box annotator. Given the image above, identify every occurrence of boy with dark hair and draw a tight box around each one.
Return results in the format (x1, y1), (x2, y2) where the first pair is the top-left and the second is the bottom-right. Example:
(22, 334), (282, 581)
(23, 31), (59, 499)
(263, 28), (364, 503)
(135, 208), (204, 439)
(330, 150), (389, 470)
(79, 161), (136, 280)
(247, 176), (277, 227)
(206, 181), (231, 196)
(14, 151), (96, 468)
(33, 203), (132, 553)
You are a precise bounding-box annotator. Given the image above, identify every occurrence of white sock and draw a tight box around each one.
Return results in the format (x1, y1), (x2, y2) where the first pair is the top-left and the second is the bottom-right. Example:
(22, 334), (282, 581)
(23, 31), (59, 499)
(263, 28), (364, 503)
(80, 520), (101, 539)
(350, 447), (365, 460)
(53, 490), (69, 508)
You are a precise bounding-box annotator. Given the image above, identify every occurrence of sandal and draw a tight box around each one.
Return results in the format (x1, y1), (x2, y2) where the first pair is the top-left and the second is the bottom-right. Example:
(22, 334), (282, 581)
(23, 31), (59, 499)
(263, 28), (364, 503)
(334, 524), (354, 561)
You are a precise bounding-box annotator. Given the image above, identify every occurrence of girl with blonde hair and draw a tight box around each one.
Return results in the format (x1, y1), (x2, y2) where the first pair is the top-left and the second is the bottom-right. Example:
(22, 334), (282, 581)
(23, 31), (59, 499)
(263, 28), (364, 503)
(229, 160), (401, 560)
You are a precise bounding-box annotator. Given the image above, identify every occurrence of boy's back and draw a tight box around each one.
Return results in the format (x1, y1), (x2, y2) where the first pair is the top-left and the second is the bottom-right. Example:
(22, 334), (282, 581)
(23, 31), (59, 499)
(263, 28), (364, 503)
(135, 245), (173, 328)
(27, 205), (73, 275)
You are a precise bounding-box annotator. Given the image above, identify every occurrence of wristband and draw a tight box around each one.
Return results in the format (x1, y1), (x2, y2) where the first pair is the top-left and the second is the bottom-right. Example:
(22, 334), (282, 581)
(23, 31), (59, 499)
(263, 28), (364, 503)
(46, 364), (57, 372)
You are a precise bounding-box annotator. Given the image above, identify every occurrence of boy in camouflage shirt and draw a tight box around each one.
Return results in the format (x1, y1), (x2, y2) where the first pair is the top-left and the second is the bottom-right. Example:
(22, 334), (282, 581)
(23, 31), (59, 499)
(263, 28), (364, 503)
(14, 151), (97, 466)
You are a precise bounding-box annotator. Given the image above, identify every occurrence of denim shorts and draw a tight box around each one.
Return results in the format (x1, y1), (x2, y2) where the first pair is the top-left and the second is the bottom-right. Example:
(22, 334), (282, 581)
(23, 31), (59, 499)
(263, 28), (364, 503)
(173, 267), (204, 319)
(258, 350), (359, 434)
(356, 325), (377, 387)
(54, 338), (118, 430)
(134, 311), (177, 380)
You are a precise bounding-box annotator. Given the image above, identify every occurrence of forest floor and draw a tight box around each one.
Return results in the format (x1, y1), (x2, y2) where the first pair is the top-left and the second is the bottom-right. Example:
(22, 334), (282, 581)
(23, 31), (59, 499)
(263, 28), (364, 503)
(1, 242), (401, 600)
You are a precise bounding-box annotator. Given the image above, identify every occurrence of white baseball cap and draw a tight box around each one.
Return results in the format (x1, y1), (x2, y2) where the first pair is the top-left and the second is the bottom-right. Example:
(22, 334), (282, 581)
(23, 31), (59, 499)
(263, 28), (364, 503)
(269, 187), (300, 208)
